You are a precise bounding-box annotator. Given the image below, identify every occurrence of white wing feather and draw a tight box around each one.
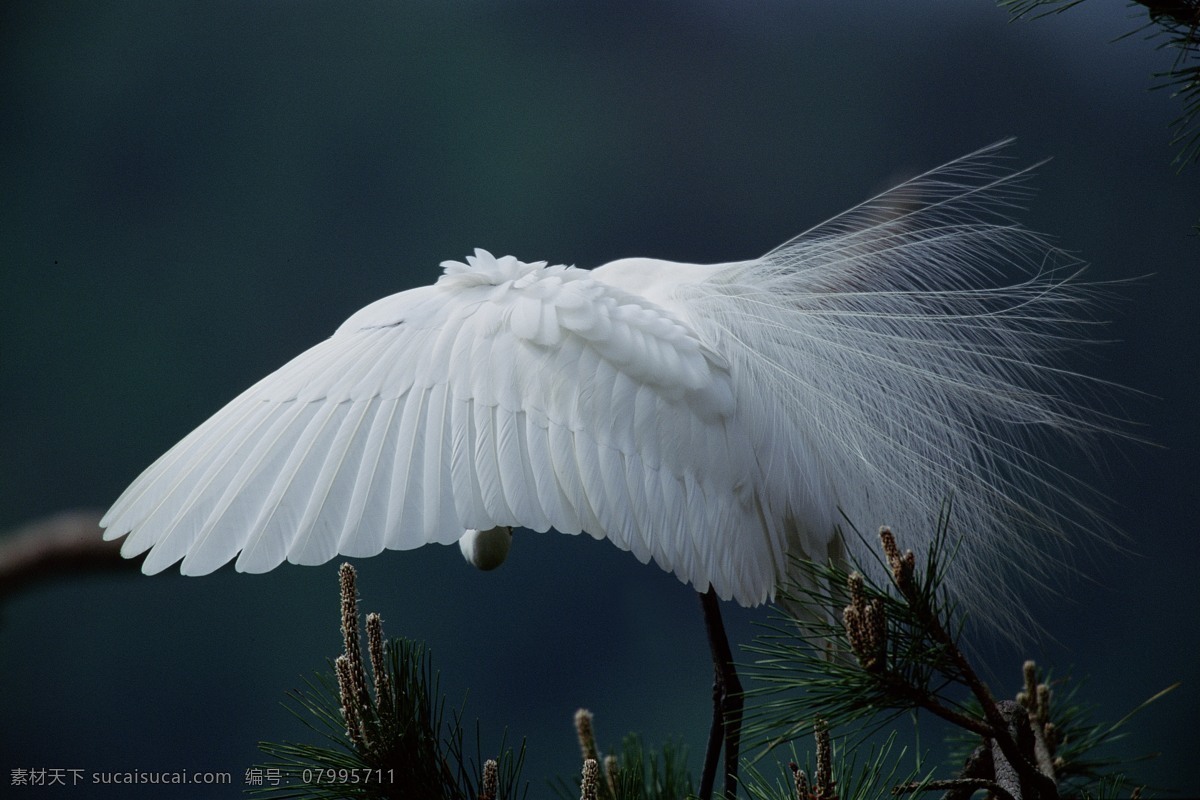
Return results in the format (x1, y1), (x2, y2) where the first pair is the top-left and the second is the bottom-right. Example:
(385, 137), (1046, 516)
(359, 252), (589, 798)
(103, 142), (1112, 617)
(102, 250), (776, 603)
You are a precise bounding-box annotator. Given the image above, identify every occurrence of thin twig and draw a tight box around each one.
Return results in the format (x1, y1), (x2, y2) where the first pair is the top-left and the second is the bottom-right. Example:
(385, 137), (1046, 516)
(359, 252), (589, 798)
(876, 673), (994, 738)
(905, 558), (1055, 798)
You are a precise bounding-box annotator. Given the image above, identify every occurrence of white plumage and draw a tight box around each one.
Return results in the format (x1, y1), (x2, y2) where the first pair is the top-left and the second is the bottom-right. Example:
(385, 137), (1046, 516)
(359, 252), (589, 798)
(101, 142), (1109, 617)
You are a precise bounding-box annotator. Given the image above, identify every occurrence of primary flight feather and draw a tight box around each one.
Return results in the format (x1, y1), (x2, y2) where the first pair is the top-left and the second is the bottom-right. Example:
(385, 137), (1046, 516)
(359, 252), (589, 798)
(101, 141), (1109, 617)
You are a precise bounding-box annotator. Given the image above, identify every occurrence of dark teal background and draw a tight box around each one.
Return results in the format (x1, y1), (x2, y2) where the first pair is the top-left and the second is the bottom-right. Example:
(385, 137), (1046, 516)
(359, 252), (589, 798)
(3, 1), (1197, 796)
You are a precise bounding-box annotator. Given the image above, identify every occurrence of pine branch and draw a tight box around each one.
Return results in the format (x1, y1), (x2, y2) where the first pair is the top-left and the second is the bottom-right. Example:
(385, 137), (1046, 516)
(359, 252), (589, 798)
(743, 510), (1169, 800)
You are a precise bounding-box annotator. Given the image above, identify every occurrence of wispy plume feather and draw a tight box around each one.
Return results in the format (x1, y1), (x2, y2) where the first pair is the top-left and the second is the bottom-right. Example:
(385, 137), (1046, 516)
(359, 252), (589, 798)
(684, 140), (1122, 629)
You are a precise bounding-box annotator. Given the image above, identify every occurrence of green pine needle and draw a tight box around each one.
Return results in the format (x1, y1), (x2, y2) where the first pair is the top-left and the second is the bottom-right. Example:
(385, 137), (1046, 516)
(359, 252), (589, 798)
(744, 512), (977, 753)
(551, 734), (694, 800)
(252, 636), (527, 800)
(1000, 0), (1200, 170)
(741, 731), (926, 800)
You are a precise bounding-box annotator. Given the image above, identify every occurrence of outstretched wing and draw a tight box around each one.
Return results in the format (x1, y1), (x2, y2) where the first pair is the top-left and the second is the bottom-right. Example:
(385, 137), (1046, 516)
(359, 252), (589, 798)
(101, 251), (785, 604)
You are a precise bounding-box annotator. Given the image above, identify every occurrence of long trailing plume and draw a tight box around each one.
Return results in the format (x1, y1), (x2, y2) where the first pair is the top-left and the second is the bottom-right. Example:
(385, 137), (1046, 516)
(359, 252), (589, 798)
(683, 140), (1124, 629)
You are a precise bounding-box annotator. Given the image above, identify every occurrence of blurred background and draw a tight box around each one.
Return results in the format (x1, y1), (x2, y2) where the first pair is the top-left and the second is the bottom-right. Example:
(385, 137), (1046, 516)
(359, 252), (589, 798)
(3, 1), (1197, 796)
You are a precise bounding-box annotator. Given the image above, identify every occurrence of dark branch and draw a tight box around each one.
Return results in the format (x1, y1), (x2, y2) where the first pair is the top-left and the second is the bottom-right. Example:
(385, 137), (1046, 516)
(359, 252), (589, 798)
(892, 778), (1017, 800)
(0, 510), (136, 601)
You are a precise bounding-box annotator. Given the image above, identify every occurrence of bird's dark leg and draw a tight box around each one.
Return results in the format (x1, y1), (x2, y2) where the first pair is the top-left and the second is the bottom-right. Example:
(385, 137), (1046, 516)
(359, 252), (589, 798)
(699, 673), (722, 800)
(698, 587), (743, 800)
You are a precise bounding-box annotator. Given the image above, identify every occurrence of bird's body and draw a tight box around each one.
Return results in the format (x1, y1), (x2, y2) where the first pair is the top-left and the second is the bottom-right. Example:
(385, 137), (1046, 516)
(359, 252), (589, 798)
(101, 142), (1108, 622)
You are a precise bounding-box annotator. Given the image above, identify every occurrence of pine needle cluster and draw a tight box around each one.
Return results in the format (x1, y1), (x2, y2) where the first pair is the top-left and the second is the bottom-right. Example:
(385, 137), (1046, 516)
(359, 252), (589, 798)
(1000, 0), (1200, 169)
(947, 665), (1177, 797)
(746, 519), (976, 748)
(740, 723), (920, 800)
(249, 528), (1170, 800)
(552, 709), (695, 800)
(253, 563), (527, 800)
(743, 518), (1170, 800)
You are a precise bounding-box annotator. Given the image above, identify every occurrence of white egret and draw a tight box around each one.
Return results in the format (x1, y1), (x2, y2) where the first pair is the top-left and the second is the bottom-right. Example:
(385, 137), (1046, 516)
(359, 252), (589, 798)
(101, 141), (1112, 798)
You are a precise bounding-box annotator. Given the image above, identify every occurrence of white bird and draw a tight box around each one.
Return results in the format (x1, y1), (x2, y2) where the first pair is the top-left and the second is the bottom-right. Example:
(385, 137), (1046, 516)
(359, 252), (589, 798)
(100, 141), (1111, 797)
(101, 141), (1105, 609)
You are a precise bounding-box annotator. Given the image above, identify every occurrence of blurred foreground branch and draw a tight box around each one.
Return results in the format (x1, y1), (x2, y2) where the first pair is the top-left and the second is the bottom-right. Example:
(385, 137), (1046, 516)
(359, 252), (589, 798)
(0, 509), (135, 601)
